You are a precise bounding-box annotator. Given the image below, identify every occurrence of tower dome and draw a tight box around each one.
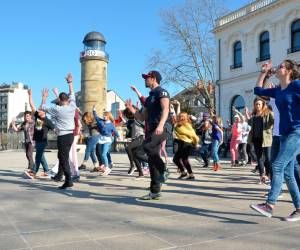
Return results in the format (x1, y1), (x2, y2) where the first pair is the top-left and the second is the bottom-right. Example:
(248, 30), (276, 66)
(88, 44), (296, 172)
(83, 31), (106, 44)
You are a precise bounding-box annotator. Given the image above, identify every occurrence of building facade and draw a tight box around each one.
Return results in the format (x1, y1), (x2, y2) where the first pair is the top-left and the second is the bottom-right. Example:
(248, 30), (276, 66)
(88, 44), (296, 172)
(214, 0), (300, 123)
(172, 86), (213, 118)
(0, 82), (30, 133)
(76, 89), (125, 118)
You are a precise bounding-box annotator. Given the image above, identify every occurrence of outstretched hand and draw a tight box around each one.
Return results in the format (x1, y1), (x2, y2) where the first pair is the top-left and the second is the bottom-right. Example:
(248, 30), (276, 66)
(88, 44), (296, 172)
(65, 73), (73, 83)
(42, 88), (49, 98)
(52, 88), (59, 97)
(261, 61), (272, 73)
(130, 85), (137, 93)
(125, 99), (135, 113)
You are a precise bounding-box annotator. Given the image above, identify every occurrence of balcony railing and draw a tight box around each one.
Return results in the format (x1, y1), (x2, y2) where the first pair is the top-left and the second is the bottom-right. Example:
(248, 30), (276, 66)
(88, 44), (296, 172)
(215, 0), (280, 28)
(230, 63), (243, 69)
(287, 46), (300, 54)
(256, 54), (271, 62)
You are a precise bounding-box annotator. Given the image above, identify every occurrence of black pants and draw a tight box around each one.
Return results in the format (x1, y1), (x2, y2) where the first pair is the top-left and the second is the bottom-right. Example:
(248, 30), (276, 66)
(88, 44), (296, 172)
(25, 142), (35, 170)
(57, 133), (74, 184)
(173, 139), (193, 174)
(125, 136), (147, 176)
(143, 131), (167, 194)
(238, 143), (248, 163)
(253, 138), (271, 177)
(247, 143), (257, 163)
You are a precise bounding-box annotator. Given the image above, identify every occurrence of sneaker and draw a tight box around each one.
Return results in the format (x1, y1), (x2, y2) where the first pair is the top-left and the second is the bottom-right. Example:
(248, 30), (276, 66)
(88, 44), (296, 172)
(79, 164), (86, 170)
(58, 182), (74, 190)
(139, 192), (161, 200)
(159, 169), (170, 183)
(143, 168), (150, 175)
(177, 172), (188, 179)
(186, 175), (195, 180)
(24, 170), (36, 179)
(39, 172), (48, 177)
(128, 167), (135, 176)
(109, 162), (114, 168)
(51, 175), (63, 182)
(250, 203), (273, 218)
(283, 210), (300, 222)
(71, 175), (80, 182)
(103, 167), (112, 176)
(91, 167), (101, 172)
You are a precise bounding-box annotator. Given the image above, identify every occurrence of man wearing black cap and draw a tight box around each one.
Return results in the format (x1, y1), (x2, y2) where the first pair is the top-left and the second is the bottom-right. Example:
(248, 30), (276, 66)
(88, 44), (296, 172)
(126, 70), (170, 200)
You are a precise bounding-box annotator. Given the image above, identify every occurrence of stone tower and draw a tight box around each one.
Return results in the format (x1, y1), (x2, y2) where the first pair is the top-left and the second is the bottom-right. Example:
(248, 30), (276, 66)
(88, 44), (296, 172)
(80, 31), (109, 114)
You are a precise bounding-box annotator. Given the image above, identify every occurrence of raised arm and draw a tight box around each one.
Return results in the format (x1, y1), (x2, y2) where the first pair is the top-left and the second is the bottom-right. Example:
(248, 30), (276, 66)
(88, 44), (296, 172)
(41, 88), (49, 109)
(11, 118), (20, 132)
(254, 62), (277, 98)
(65, 73), (74, 95)
(28, 89), (35, 112)
(125, 99), (146, 122)
(131, 85), (146, 106)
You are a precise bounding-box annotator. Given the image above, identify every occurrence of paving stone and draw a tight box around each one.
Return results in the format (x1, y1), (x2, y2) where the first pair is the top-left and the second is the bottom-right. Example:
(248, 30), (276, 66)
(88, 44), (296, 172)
(1, 151), (300, 250)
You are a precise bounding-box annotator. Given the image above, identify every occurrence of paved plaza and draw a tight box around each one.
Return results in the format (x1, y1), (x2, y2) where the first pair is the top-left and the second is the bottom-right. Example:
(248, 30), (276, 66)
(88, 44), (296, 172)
(0, 150), (300, 250)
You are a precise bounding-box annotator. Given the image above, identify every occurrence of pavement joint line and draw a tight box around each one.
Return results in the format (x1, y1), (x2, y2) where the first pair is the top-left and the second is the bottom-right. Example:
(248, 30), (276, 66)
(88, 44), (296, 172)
(29, 238), (97, 249)
(92, 231), (147, 241)
(31, 232), (149, 249)
(146, 232), (177, 248)
(0, 207), (33, 250)
(123, 214), (183, 223)
(158, 222), (300, 249)
(18, 227), (65, 235)
(0, 227), (62, 237)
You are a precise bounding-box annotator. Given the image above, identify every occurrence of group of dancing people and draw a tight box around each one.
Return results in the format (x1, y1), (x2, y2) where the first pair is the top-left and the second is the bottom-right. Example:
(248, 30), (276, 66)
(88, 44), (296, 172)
(10, 59), (300, 220)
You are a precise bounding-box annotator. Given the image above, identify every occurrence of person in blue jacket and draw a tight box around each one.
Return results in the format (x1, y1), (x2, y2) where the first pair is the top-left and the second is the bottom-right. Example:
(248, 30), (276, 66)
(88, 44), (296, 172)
(250, 59), (300, 222)
(93, 106), (119, 176)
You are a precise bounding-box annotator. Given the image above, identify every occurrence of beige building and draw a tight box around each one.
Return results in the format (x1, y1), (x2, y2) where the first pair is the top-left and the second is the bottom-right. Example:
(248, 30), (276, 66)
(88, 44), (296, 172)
(214, 0), (300, 122)
(80, 31), (109, 114)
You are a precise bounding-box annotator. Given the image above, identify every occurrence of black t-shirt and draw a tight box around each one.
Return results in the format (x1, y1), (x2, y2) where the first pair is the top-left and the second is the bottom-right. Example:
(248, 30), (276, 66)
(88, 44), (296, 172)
(33, 112), (55, 142)
(145, 86), (170, 132)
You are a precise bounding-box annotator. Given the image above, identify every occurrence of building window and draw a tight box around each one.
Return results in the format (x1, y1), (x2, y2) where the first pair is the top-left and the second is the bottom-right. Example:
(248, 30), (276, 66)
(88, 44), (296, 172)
(288, 19), (300, 54)
(231, 95), (245, 124)
(231, 41), (242, 69)
(257, 31), (270, 62)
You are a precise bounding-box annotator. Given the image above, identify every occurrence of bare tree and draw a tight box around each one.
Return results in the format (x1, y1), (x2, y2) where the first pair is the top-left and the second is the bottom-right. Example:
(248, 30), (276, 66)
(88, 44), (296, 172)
(149, 0), (227, 115)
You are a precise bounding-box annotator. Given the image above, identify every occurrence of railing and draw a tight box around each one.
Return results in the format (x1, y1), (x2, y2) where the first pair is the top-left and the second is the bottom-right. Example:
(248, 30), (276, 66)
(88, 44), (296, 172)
(215, 0), (280, 27)
(256, 54), (271, 62)
(287, 46), (300, 54)
(230, 63), (243, 69)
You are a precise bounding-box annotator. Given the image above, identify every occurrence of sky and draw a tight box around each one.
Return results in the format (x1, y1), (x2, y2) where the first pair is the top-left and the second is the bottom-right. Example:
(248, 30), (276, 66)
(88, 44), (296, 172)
(0, 0), (252, 106)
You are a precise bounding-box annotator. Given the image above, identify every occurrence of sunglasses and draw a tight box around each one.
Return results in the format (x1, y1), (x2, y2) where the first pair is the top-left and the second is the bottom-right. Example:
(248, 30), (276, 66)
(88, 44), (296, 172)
(277, 64), (286, 70)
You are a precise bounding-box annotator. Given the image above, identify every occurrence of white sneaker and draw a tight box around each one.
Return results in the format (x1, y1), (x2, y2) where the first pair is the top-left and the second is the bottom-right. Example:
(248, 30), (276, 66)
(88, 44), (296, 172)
(103, 167), (112, 176)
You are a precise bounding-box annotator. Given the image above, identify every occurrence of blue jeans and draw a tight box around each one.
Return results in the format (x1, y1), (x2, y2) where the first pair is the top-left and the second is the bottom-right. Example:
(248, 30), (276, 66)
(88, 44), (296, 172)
(33, 141), (48, 173)
(100, 142), (112, 167)
(267, 128), (300, 208)
(211, 140), (220, 163)
(83, 135), (99, 163)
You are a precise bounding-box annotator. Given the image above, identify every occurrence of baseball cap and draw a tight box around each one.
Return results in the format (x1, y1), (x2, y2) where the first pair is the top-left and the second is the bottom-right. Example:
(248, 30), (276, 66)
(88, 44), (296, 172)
(142, 70), (162, 83)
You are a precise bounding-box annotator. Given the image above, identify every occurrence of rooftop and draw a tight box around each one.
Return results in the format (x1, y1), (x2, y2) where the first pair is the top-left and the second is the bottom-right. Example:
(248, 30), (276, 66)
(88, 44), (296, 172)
(214, 0), (281, 31)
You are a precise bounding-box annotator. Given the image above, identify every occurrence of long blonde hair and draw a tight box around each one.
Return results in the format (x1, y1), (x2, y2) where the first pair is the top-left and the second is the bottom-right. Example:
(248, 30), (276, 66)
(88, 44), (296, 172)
(104, 111), (114, 123)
